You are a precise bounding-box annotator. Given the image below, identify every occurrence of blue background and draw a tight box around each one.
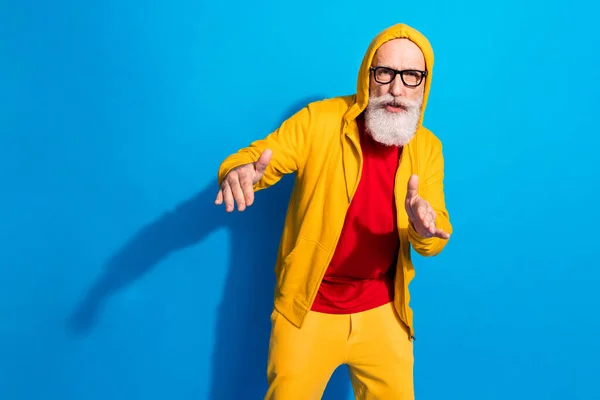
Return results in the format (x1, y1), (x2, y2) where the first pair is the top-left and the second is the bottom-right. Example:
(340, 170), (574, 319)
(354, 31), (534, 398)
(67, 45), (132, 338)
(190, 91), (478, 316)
(1, 0), (599, 399)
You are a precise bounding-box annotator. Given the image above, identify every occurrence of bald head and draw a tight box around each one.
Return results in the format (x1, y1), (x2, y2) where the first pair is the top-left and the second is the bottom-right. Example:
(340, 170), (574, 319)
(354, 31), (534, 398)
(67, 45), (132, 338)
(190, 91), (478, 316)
(369, 38), (426, 100)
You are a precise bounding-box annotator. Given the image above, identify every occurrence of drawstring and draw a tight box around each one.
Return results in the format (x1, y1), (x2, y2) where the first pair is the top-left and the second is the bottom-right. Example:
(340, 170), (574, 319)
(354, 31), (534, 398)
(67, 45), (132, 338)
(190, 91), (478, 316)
(408, 130), (420, 178)
(342, 137), (351, 203)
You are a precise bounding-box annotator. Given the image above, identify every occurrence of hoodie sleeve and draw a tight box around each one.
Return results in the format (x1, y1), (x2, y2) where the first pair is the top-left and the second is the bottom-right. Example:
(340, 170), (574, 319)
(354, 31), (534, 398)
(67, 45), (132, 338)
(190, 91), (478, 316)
(407, 141), (453, 256)
(217, 105), (312, 191)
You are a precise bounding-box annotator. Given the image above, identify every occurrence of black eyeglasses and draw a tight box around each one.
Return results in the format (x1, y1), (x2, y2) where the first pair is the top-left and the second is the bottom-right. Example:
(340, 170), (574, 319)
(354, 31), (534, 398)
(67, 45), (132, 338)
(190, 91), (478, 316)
(370, 66), (427, 87)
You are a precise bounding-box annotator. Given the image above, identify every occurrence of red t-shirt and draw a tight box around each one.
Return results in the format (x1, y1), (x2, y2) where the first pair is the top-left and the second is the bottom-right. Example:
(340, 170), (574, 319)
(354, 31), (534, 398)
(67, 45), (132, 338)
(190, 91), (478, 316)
(311, 114), (401, 314)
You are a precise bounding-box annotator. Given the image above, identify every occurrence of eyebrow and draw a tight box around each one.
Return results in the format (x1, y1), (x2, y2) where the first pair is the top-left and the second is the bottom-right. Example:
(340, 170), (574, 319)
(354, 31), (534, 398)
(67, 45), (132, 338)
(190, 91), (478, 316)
(374, 64), (425, 71)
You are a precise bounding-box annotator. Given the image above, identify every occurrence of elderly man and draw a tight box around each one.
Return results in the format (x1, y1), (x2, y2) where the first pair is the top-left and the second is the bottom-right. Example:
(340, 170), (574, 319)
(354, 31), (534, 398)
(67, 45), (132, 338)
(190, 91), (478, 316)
(215, 23), (452, 400)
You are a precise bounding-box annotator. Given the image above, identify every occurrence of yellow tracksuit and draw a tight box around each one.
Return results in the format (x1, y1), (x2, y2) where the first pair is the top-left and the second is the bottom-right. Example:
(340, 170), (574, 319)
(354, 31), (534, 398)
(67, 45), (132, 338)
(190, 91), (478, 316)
(218, 23), (452, 399)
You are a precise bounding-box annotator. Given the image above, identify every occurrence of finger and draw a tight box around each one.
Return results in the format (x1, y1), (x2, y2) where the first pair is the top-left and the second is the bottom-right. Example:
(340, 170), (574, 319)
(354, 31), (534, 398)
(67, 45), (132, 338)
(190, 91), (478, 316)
(416, 203), (428, 221)
(419, 227), (433, 239)
(406, 174), (419, 201)
(239, 171), (255, 206)
(433, 228), (451, 240)
(254, 149), (272, 180)
(425, 208), (436, 233)
(421, 205), (432, 227)
(228, 177), (247, 211)
(405, 201), (416, 221)
(428, 218), (437, 235)
(222, 183), (234, 212)
(423, 213), (433, 230)
(215, 189), (223, 205)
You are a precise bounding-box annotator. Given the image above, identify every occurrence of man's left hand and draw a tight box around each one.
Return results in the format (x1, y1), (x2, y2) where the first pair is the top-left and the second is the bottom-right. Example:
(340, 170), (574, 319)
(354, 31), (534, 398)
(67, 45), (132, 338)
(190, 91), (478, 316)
(405, 174), (450, 240)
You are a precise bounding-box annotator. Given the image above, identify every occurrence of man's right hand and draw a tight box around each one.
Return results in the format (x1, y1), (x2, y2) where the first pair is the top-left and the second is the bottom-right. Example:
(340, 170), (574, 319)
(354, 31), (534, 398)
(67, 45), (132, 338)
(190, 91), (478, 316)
(215, 149), (272, 212)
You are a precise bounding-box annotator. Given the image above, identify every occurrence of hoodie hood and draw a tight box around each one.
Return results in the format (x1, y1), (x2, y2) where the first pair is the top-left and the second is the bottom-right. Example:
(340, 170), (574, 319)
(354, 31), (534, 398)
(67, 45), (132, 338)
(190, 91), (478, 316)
(344, 23), (434, 130)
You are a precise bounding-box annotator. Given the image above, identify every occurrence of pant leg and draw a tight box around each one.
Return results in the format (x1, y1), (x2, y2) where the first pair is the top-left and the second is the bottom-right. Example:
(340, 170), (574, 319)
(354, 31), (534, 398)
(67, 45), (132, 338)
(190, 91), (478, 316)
(264, 308), (348, 400)
(346, 302), (415, 400)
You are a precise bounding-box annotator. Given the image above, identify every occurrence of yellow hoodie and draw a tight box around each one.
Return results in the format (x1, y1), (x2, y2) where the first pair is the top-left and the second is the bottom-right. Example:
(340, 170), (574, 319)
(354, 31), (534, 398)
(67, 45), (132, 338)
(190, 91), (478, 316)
(217, 23), (452, 339)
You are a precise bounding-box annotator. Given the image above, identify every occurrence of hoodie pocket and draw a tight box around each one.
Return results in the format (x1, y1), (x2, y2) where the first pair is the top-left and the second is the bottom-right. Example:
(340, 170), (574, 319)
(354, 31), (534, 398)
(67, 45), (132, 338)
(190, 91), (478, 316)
(278, 237), (330, 303)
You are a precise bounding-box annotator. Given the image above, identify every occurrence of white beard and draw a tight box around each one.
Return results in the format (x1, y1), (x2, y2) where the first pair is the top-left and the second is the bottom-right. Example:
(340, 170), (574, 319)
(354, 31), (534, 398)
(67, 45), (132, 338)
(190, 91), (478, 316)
(364, 93), (423, 147)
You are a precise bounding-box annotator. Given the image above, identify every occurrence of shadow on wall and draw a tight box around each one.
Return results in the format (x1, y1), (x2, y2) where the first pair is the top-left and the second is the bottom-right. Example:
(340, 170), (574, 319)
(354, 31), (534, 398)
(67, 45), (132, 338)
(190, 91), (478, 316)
(66, 96), (351, 400)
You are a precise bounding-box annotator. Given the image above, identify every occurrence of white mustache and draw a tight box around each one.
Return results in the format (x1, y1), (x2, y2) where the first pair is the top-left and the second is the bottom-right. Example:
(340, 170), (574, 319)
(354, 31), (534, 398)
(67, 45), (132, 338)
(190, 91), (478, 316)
(368, 94), (421, 110)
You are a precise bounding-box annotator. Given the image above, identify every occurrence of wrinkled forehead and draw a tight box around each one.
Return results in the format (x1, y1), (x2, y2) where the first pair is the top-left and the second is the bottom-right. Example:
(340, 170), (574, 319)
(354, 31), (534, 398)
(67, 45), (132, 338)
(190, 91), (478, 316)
(372, 38), (426, 70)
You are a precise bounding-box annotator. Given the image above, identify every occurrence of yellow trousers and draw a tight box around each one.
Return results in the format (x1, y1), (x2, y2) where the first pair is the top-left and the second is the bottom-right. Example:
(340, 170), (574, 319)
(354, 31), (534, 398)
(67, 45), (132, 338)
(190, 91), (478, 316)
(265, 302), (414, 399)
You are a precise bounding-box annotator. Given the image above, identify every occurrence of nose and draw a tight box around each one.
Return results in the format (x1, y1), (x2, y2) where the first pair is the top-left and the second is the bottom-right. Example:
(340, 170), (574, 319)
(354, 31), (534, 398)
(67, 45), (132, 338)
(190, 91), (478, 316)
(389, 74), (405, 97)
